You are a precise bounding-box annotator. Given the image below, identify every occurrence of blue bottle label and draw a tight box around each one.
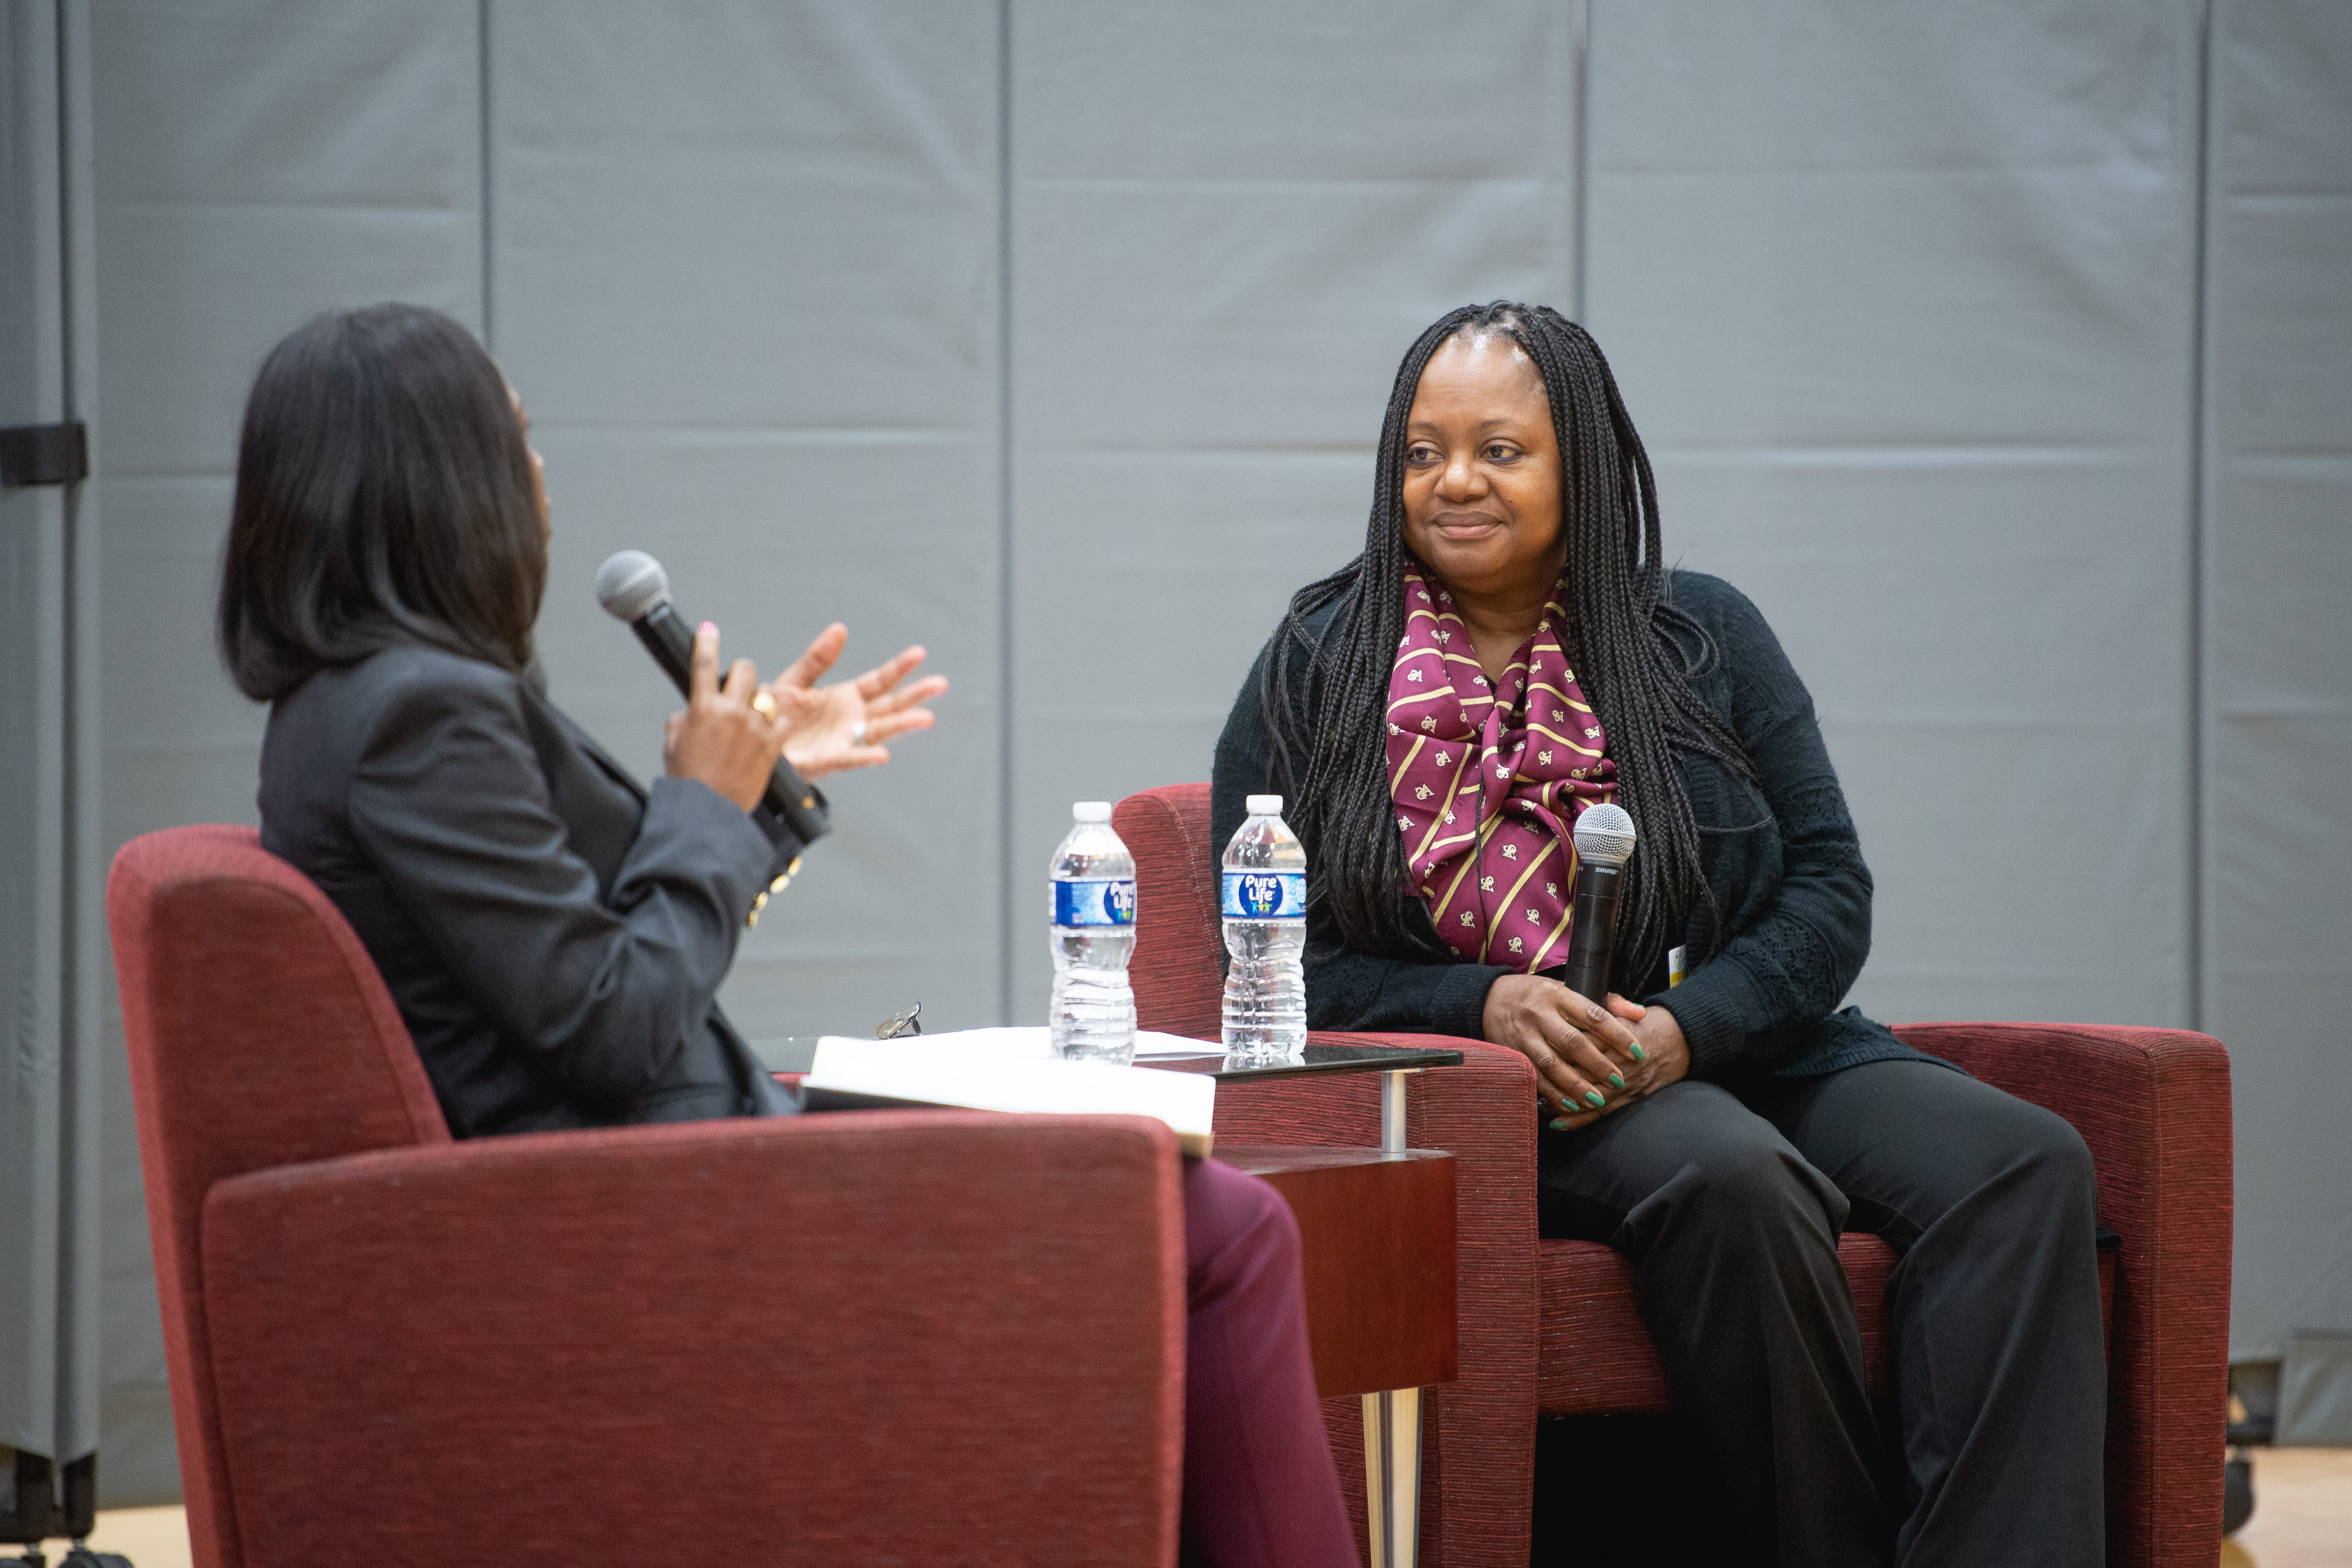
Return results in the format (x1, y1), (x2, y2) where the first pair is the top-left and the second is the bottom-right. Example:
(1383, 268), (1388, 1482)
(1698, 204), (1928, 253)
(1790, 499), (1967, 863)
(1221, 871), (1306, 920)
(1053, 877), (1136, 927)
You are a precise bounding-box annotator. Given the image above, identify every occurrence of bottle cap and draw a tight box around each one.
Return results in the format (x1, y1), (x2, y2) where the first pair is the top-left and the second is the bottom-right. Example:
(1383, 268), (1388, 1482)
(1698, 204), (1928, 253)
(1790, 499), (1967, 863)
(1246, 794), (1284, 815)
(1072, 801), (1112, 822)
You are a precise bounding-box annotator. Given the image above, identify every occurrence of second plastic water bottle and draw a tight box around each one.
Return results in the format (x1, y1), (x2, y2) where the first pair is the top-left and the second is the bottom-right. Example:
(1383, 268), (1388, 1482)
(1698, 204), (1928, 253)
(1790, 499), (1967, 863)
(1049, 801), (1137, 1064)
(1220, 793), (1308, 1063)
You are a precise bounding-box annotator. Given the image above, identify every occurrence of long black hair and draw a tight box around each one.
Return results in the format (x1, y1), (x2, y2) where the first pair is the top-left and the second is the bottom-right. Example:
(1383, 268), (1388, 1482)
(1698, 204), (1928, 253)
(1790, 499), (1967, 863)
(1264, 302), (1754, 991)
(217, 303), (546, 701)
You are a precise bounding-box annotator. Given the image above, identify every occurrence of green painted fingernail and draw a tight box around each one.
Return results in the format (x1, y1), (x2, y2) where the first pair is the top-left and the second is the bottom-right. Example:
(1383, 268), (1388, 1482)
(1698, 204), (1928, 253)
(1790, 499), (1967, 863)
(1608, 1072), (1625, 1088)
(1548, 1117), (1569, 1131)
(1630, 1043), (1647, 1062)
(1585, 1090), (1606, 1108)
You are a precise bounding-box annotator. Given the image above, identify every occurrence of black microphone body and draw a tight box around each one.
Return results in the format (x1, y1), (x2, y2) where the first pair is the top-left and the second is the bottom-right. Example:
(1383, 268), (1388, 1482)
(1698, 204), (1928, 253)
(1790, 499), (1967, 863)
(1558, 859), (1625, 1006)
(630, 597), (831, 846)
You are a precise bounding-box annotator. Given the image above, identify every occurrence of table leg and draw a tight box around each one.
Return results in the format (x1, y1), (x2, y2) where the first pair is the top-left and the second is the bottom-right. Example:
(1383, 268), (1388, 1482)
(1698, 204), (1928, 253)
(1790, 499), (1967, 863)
(1361, 1385), (1422, 1568)
(1362, 1069), (1423, 1568)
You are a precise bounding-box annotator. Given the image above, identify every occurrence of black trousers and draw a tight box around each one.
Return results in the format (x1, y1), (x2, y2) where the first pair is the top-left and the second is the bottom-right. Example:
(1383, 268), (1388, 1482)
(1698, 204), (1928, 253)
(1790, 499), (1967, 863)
(1537, 1059), (2106, 1568)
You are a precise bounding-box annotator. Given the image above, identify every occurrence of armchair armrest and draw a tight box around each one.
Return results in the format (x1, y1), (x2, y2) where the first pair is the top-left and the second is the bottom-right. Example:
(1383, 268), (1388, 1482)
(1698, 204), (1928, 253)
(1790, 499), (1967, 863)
(198, 1110), (1186, 1566)
(1895, 1022), (2232, 1568)
(1214, 1032), (1539, 1568)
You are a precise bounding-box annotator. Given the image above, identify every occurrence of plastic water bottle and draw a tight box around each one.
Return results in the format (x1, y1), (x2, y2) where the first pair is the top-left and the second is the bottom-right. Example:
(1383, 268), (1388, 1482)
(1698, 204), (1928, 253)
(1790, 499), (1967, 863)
(1220, 793), (1308, 1063)
(1049, 801), (1137, 1064)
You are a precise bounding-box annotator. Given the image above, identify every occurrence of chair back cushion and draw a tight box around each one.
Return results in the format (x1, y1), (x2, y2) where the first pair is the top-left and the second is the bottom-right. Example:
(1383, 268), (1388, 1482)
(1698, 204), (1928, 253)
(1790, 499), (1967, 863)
(197, 1112), (1186, 1565)
(108, 824), (448, 1568)
(1114, 784), (1224, 1037)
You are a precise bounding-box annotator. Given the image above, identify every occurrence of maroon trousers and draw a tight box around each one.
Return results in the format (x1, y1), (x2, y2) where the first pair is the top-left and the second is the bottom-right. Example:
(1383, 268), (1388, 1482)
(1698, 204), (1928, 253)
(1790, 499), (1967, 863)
(1180, 1157), (1358, 1568)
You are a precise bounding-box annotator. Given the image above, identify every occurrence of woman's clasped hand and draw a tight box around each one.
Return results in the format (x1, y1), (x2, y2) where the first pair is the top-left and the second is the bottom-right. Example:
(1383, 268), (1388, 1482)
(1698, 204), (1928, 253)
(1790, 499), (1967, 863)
(662, 619), (948, 810)
(1480, 977), (1691, 1129)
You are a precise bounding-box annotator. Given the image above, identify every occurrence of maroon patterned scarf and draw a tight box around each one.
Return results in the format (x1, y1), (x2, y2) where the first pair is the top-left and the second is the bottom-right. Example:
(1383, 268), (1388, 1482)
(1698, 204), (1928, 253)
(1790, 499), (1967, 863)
(1384, 564), (1618, 971)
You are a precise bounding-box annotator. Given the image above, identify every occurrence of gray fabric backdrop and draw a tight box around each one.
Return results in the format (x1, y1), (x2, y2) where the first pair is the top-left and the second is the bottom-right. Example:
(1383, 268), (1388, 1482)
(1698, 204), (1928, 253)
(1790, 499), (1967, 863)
(1, 0), (102, 1472)
(1588, 4), (2204, 1032)
(0, 0), (2340, 1502)
(2202, 0), (2352, 1389)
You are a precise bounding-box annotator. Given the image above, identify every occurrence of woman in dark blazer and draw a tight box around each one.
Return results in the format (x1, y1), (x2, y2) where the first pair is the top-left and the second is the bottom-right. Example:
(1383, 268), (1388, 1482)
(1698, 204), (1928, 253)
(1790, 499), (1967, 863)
(223, 303), (1355, 1568)
(1213, 303), (2107, 1566)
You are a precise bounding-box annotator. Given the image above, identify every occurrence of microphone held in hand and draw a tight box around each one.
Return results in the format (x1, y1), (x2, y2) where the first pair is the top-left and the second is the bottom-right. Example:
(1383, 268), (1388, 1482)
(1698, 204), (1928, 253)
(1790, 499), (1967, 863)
(1558, 802), (1636, 1006)
(594, 549), (830, 846)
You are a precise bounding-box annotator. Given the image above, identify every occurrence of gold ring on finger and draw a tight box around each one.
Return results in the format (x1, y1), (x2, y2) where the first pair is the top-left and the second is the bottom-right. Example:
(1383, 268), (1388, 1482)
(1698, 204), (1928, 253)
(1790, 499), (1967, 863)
(751, 691), (778, 721)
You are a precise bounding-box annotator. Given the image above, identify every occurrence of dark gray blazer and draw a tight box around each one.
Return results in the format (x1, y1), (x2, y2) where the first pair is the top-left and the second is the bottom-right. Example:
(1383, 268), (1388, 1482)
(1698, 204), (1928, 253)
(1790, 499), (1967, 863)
(259, 644), (810, 1138)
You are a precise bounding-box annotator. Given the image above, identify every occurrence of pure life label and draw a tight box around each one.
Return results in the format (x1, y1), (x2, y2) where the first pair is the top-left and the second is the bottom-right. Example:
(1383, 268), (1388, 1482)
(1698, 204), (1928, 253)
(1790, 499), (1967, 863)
(1222, 871), (1306, 920)
(1053, 877), (1136, 927)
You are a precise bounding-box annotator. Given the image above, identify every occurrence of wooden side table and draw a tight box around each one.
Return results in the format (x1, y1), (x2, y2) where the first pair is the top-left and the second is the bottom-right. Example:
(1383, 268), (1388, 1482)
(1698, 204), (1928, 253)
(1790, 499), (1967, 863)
(1217, 1074), (1458, 1568)
(760, 1036), (1465, 1566)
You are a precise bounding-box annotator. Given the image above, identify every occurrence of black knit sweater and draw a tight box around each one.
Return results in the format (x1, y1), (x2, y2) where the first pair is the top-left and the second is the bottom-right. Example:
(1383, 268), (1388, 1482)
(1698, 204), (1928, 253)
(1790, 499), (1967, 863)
(1210, 569), (1928, 1081)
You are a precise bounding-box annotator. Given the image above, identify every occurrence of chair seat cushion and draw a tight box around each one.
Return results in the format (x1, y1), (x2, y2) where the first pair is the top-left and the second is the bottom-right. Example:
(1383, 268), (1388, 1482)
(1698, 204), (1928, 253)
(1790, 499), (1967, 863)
(1536, 1234), (1900, 1414)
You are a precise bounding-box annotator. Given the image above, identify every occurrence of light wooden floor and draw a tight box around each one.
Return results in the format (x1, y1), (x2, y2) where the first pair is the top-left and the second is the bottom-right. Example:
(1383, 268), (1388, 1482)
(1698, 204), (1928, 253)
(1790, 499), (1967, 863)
(34, 1448), (2352, 1566)
(2224, 1448), (2352, 1568)
(23, 1504), (192, 1567)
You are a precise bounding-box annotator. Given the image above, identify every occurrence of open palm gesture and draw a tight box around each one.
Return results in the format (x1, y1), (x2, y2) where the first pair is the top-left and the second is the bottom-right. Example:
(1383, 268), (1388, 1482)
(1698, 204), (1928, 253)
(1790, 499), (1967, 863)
(761, 623), (946, 780)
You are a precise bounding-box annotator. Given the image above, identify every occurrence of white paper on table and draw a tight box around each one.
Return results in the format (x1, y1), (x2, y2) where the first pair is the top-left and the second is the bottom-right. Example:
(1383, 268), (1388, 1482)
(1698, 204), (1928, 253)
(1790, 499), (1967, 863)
(854, 1025), (1221, 1060)
(804, 1035), (1216, 1153)
(885, 1026), (1056, 1059)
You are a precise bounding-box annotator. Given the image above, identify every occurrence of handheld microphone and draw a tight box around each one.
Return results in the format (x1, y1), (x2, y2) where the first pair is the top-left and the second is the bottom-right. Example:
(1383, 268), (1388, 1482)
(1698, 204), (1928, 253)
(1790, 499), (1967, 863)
(594, 549), (830, 846)
(1558, 803), (1636, 1005)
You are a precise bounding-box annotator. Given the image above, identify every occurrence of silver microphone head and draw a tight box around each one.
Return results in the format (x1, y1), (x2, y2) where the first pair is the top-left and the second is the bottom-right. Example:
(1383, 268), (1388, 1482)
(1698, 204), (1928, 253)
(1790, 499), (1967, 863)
(594, 549), (669, 623)
(1571, 802), (1636, 868)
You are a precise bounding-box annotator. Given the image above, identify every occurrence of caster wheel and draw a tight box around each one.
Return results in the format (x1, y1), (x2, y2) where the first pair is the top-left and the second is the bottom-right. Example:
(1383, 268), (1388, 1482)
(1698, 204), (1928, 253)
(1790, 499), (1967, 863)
(2223, 1453), (2254, 1537)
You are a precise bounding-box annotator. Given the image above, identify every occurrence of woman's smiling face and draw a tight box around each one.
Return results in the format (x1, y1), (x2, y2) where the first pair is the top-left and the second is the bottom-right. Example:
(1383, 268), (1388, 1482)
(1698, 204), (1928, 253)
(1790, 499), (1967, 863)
(1397, 331), (1564, 600)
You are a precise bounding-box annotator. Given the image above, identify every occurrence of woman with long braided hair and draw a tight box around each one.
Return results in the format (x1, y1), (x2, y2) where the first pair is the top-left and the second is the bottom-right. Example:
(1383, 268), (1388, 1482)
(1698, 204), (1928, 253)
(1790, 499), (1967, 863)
(1212, 303), (2106, 1565)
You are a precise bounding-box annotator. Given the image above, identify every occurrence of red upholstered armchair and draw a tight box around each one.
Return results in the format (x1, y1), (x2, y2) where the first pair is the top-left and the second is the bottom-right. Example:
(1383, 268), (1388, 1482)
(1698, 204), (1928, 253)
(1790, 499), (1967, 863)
(109, 826), (1188, 1568)
(1115, 784), (2233, 1568)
